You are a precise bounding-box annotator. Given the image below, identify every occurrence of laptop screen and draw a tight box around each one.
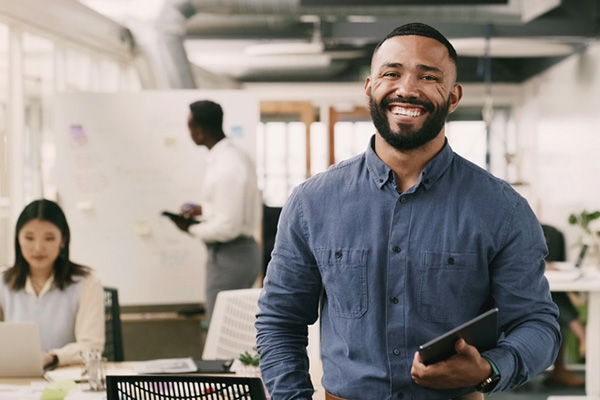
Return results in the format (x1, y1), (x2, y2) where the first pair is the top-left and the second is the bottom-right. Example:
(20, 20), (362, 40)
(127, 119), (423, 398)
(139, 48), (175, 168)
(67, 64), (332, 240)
(0, 322), (45, 377)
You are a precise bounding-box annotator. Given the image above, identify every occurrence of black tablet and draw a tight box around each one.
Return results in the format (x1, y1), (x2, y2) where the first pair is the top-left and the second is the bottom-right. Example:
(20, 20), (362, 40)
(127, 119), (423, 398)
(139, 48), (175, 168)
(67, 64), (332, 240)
(418, 307), (499, 365)
(161, 211), (201, 225)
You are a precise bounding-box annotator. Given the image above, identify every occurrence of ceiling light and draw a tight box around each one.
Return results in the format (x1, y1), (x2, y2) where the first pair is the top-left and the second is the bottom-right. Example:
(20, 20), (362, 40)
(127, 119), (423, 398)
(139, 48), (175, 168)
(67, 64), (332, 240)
(244, 42), (325, 56)
(452, 38), (577, 58)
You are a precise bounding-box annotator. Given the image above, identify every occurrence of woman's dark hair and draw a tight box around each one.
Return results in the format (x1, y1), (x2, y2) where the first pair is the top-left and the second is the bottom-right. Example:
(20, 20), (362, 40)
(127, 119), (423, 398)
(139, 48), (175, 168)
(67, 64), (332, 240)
(4, 199), (90, 291)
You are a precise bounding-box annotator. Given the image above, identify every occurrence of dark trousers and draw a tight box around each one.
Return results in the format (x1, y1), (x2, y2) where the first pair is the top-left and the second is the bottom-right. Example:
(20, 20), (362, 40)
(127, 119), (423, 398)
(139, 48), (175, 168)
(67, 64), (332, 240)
(205, 236), (260, 322)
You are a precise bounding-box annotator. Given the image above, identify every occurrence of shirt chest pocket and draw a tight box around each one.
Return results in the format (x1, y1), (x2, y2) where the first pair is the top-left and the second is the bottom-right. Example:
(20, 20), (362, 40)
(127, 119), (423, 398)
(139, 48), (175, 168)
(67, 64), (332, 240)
(417, 251), (479, 323)
(315, 248), (368, 318)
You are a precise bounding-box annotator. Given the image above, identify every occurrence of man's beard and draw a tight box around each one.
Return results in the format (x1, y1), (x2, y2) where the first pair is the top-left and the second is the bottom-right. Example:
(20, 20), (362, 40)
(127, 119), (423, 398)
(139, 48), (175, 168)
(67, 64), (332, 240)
(369, 94), (451, 151)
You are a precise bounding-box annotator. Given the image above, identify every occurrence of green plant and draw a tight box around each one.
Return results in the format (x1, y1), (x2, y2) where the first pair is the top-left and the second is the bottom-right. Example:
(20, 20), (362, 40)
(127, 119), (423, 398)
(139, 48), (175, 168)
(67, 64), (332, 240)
(238, 351), (260, 367)
(568, 210), (600, 243)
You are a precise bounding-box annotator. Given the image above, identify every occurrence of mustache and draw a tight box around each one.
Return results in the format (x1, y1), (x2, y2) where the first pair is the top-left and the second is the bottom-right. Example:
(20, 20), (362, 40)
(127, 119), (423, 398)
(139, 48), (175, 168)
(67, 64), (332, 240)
(381, 96), (434, 112)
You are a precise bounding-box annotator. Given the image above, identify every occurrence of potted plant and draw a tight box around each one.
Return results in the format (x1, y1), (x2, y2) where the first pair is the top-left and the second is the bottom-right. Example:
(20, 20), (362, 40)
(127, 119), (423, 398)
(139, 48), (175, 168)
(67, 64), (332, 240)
(568, 210), (600, 266)
(231, 351), (261, 378)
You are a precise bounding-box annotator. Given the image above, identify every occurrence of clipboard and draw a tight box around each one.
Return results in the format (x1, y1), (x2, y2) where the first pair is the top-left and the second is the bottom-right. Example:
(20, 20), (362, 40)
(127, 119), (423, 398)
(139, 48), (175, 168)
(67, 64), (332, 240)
(418, 308), (499, 365)
(161, 211), (201, 225)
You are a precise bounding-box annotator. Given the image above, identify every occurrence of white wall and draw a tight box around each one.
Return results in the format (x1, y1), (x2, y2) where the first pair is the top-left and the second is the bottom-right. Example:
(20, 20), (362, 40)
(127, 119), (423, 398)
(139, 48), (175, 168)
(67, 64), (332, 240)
(52, 90), (259, 305)
(514, 41), (600, 258)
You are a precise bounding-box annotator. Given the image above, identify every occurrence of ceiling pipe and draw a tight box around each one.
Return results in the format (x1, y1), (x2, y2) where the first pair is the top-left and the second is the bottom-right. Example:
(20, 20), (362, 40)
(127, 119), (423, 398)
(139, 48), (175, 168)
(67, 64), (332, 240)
(185, 0), (562, 25)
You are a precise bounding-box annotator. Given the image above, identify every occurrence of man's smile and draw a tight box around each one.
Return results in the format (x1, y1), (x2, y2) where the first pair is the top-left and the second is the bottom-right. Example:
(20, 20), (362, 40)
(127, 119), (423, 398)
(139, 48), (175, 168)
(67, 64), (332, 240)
(389, 105), (424, 118)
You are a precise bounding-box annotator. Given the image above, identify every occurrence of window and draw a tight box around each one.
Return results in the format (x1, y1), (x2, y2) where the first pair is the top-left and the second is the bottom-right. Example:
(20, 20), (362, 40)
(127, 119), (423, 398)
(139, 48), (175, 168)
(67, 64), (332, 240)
(0, 12), (141, 269)
(334, 121), (373, 164)
(0, 23), (9, 268)
(446, 120), (488, 169)
(258, 122), (307, 207)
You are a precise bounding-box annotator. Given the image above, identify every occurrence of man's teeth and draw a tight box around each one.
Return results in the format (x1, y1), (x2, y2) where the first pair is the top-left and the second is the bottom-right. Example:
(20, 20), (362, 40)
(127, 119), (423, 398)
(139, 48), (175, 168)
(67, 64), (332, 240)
(391, 107), (421, 117)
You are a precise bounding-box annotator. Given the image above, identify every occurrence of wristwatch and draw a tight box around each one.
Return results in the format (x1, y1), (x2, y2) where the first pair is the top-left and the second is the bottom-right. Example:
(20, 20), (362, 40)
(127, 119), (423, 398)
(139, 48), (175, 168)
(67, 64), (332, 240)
(475, 358), (500, 393)
(47, 354), (59, 370)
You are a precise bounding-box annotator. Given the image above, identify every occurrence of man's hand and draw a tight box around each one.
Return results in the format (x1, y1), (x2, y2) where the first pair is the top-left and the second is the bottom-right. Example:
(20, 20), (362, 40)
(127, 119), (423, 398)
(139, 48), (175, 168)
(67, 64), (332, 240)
(411, 339), (491, 389)
(42, 352), (56, 368)
(181, 203), (202, 218)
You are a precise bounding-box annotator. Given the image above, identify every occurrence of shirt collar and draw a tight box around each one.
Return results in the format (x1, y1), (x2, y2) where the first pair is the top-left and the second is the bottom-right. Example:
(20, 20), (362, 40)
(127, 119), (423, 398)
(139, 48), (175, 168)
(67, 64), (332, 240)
(365, 135), (454, 191)
(419, 138), (453, 191)
(365, 135), (394, 190)
(25, 273), (55, 297)
(206, 137), (230, 163)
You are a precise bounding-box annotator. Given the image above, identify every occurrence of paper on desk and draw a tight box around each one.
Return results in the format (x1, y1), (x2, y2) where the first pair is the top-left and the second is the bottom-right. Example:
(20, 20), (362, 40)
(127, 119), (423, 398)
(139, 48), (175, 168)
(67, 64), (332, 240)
(0, 382), (47, 399)
(133, 357), (197, 374)
(45, 365), (136, 383)
(65, 391), (106, 400)
(45, 366), (85, 383)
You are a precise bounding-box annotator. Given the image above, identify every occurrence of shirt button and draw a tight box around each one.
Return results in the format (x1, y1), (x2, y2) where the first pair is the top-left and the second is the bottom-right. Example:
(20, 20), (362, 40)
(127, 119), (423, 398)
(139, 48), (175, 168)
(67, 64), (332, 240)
(448, 257), (455, 265)
(335, 251), (342, 259)
(397, 393), (405, 399)
(400, 197), (407, 203)
(392, 246), (401, 253)
(393, 349), (400, 355)
(391, 297), (398, 304)
(424, 178), (430, 184)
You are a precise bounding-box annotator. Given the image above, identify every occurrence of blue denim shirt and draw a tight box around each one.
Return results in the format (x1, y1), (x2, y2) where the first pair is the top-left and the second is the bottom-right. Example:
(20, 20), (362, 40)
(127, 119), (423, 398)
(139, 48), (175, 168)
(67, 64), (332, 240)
(256, 137), (560, 400)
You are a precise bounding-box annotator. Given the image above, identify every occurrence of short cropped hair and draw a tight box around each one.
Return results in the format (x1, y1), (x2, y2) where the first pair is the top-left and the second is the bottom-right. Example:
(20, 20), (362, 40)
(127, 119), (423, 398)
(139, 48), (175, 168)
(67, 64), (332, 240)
(189, 100), (224, 135)
(374, 22), (458, 67)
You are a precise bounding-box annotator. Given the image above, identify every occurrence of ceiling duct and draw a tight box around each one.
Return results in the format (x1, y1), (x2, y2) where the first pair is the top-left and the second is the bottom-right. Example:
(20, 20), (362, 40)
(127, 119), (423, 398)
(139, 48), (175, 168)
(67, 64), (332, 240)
(185, 0), (563, 27)
(184, 14), (368, 81)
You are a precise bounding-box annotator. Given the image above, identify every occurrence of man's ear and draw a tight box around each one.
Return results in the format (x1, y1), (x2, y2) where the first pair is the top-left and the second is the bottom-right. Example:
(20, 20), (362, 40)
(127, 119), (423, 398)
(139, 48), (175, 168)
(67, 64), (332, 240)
(364, 76), (372, 100)
(447, 83), (463, 114)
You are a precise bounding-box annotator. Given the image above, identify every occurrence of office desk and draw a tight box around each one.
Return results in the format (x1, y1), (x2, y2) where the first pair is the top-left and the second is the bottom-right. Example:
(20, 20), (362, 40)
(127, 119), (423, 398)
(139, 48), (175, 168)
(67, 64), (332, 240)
(0, 362), (137, 399)
(547, 269), (600, 400)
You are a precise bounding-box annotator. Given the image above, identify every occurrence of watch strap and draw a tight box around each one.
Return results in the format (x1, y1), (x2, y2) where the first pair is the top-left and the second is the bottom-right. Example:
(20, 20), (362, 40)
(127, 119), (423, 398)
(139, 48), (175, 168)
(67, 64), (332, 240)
(475, 357), (500, 393)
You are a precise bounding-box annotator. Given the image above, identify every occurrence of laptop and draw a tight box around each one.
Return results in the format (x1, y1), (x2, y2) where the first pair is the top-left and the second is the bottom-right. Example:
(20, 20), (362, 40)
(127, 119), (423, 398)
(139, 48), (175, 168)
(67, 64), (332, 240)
(0, 322), (45, 377)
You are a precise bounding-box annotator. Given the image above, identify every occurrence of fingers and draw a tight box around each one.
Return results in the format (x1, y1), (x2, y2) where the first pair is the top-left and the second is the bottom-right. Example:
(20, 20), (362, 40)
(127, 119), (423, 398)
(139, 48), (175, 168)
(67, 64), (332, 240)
(455, 338), (480, 360)
(411, 351), (426, 384)
(180, 203), (195, 218)
(455, 338), (467, 352)
(411, 340), (484, 389)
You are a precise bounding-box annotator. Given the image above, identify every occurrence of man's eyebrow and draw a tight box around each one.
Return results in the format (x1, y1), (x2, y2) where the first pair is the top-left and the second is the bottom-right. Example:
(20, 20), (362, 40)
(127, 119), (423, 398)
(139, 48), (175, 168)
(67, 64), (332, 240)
(418, 64), (444, 75)
(378, 62), (403, 71)
(377, 62), (445, 76)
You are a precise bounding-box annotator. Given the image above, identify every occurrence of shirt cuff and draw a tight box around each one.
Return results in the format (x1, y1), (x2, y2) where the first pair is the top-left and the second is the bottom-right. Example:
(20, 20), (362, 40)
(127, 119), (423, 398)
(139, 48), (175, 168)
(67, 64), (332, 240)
(480, 347), (511, 391)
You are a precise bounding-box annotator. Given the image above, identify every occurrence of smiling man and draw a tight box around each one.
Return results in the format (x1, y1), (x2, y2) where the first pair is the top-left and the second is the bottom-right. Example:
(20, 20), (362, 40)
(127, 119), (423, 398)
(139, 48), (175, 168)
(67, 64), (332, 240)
(256, 23), (560, 400)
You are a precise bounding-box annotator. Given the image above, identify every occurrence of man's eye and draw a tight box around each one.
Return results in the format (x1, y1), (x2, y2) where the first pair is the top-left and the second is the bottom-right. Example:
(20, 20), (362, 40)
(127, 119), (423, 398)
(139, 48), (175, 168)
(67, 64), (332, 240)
(384, 72), (399, 78)
(422, 75), (438, 81)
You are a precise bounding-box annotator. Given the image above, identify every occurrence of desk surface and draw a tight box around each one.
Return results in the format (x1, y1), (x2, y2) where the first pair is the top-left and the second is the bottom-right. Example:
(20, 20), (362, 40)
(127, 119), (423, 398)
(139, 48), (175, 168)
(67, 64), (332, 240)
(546, 267), (600, 292)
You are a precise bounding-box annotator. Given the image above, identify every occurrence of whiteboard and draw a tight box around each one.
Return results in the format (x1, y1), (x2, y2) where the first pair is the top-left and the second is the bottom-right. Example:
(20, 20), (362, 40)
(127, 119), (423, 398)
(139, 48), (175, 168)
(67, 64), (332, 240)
(52, 91), (259, 305)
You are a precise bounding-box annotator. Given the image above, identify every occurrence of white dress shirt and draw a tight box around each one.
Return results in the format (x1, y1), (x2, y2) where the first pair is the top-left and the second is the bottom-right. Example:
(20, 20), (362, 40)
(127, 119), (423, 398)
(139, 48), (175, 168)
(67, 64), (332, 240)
(189, 138), (261, 243)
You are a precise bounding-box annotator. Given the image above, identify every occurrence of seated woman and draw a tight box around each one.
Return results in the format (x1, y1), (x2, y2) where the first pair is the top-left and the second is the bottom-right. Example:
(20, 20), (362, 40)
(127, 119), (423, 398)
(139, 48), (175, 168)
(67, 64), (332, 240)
(0, 199), (104, 368)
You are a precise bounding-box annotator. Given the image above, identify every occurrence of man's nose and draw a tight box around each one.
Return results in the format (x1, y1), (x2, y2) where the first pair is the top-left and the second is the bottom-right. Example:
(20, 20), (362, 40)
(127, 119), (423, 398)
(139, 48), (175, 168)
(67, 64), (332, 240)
(394, 75), (420, 99)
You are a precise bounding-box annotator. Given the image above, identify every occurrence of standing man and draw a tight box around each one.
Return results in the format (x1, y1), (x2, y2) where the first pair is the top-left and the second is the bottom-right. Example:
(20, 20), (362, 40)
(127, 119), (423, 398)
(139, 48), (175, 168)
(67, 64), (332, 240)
(177, 99), (261, 324)
(256, 23), (560, 400)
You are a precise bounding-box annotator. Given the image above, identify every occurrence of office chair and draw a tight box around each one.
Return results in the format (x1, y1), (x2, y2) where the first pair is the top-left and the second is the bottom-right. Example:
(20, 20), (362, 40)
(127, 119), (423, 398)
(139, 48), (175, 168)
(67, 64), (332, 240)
(106, 374), (267, 400)
(103, 287), (125, 362)
(202, 288), (262, 360)
(201, 288), (322, 391)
